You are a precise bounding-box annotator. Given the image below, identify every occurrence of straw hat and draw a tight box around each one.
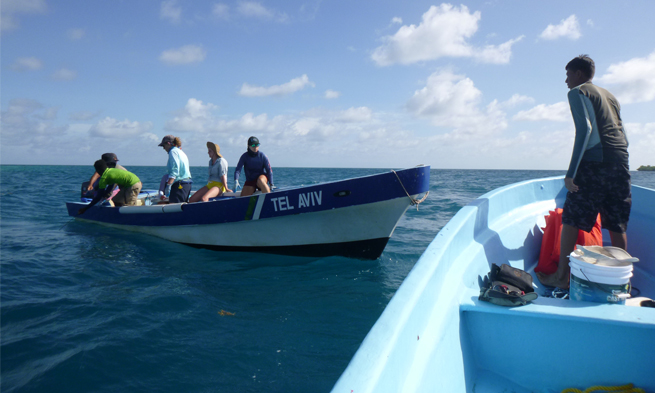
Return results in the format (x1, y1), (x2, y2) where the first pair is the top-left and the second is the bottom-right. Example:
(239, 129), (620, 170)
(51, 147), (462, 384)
(207, 142), (223, 158)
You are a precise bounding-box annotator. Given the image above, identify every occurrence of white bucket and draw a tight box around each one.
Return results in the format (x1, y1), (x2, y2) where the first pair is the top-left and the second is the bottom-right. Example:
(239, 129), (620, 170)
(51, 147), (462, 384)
(568, 246), (635, 304)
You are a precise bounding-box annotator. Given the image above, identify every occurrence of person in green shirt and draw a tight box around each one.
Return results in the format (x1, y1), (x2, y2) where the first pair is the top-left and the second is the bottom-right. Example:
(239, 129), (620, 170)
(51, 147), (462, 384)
(78, 160), (142, 215)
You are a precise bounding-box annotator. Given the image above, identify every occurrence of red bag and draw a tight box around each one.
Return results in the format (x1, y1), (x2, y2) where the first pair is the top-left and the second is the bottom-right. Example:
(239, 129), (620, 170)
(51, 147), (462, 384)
(535, 208), (603, 274)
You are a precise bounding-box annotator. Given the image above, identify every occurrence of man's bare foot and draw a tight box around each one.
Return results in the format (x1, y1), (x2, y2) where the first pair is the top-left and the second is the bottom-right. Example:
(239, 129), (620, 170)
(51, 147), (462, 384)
(536, 271), (569, 289)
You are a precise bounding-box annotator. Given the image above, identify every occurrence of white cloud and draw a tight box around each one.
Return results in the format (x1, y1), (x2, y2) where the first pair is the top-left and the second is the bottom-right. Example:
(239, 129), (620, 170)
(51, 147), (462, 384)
(212, 3), (230, 19)
(324, 89), (340, 99)
(52, 68), (77, 80)
(165, 98), (219, 132)
(159, 45), (206, 65)
(160, 99), (383, 155)
(513, 102), (570, 122)
(1, 0), (47, 31)
(391, 17), (402, 24)
(35, 107), (59, 120)
(338, 107), (373, 122)
(70, 111), (101, 121)
(624, 122), (655, 169)
(597, 51), (655, 104)
(11, 57), (43, 71)
(67, 28), (85, 40)
(238, 74), (315, 97)
(160, 0), (182, 24)
(0, 98), (64, 146)
(406, 69), (507, 135)
(539, 15), (581, 40)
(237, 1), (288, 22)
(501, 94), (534, 108)
(371, 4), (522, 66)
(89, 117), (153, 138)
(372, 4), (477, 66)
(473, 36), (524, 64)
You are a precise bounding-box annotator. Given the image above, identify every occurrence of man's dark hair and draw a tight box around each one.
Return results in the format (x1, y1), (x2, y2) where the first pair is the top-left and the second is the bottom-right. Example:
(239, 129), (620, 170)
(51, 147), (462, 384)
(94, 159), (108, 175)
(566, 54), (595, 80)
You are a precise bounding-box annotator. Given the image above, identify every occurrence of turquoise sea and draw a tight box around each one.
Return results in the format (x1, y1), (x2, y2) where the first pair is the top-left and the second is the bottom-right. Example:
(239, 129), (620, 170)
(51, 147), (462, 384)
(2, 166), (655, 393)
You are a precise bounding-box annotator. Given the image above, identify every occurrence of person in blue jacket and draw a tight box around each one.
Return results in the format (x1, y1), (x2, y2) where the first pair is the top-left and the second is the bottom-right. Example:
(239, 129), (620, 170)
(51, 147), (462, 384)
(233, 136), (273, 197)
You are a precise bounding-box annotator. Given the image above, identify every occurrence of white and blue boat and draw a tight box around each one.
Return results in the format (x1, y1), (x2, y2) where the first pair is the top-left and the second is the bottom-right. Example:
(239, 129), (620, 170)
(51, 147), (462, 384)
(332, 176), (654, 392)
(66, 166), (430, 259)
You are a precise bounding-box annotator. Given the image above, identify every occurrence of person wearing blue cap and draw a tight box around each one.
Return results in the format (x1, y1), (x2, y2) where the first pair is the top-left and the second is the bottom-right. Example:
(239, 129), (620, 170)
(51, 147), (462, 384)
(233, 136), (274, 197)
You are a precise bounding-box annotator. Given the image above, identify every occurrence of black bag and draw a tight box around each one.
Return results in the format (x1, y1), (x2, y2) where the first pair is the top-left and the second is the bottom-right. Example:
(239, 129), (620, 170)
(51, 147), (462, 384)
(479, 264), (538, 307)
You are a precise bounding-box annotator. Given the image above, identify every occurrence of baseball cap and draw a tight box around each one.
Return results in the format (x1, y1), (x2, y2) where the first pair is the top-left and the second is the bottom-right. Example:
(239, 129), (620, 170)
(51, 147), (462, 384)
(248, 136), (260, 146)
(158, 135), (175, 146)
(101, 153), (118, 163)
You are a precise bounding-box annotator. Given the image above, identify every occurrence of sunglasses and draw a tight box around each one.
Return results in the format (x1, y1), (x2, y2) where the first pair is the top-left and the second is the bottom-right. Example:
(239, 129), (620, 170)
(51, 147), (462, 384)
(250, 143), (260, 147)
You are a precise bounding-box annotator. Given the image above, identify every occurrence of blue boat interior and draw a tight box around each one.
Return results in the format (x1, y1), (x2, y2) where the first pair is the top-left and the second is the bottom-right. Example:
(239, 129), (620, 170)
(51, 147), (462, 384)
(454, 180), (655, 392)
(332, 177), (655, 393)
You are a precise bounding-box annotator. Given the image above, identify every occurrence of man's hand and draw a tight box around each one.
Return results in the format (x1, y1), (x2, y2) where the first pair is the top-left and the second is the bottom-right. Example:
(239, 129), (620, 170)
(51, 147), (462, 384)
(564, 177), (579, 193)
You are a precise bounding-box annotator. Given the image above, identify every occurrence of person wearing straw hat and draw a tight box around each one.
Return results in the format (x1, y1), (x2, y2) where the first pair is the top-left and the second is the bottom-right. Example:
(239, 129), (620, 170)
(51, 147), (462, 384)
(189, 142), (232, 203)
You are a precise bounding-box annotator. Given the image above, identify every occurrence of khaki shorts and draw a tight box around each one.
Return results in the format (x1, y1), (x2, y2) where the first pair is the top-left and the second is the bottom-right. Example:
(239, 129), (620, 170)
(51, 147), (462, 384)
(113, 182), (143, 206)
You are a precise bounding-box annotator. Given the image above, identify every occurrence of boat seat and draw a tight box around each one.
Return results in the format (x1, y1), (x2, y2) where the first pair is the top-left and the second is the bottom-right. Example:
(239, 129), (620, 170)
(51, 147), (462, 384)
(457, 291), (655, 391)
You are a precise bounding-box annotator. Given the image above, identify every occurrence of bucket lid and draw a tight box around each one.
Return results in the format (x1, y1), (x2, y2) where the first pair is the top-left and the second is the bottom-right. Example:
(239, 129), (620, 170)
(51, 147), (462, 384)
(571, 246), (639, 267)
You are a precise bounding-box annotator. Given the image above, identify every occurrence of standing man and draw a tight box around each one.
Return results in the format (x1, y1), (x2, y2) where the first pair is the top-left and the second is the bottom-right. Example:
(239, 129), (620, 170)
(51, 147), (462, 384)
(234, 136), (274, 197)
(158, 135), (193, 203)
(537, 55), (631, 289)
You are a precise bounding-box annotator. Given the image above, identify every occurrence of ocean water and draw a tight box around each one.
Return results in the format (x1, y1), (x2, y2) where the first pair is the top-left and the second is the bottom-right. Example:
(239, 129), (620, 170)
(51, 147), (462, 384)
(2, 166), (654, 393)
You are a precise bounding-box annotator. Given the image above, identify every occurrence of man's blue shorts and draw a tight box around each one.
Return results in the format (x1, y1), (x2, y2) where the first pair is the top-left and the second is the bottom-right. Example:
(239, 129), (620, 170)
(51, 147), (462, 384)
(562, 161), (631, 233)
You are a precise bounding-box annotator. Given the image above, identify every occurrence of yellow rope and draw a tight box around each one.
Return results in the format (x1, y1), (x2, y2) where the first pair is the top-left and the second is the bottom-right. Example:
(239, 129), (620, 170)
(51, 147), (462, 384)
(561, 383), (645, 393)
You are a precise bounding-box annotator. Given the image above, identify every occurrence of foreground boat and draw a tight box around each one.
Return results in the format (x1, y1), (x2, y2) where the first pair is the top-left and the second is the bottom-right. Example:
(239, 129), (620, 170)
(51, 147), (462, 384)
(332, 176), (655, 392)
(66, 166), (430, 259)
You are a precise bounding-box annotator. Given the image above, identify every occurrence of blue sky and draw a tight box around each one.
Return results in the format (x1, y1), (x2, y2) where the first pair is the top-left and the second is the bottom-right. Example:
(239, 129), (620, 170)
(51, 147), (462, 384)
(2, 0), (654, 169)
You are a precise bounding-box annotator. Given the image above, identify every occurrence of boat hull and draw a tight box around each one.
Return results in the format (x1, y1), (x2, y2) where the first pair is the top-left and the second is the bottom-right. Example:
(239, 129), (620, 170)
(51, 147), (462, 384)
(332, 177), (655, 392)
(67, 166), (430, 259)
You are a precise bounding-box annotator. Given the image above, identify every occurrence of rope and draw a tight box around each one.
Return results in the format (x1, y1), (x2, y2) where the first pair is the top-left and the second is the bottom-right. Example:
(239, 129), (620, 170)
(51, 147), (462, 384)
(391, 170), (429, 211)
(561, 383), (645, 393)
